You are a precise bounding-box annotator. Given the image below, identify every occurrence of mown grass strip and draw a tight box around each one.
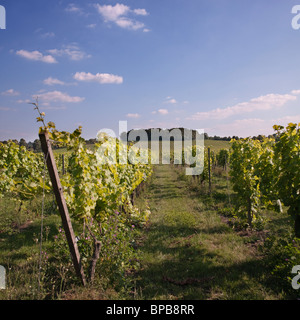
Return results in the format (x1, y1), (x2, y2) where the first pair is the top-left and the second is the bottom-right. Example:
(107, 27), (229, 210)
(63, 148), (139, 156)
(134, 164), (283, 300)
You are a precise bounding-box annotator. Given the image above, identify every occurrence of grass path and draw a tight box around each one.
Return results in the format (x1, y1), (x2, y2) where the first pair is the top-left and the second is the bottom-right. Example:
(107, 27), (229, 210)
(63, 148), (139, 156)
(135, 165), (280, 300)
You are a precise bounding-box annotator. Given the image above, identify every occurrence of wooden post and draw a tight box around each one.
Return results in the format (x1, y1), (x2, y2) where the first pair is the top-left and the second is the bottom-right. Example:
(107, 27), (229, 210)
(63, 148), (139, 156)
(61, 154), (65, 175)
(208, 147), (212, 194)
(39, 131), (87, 286)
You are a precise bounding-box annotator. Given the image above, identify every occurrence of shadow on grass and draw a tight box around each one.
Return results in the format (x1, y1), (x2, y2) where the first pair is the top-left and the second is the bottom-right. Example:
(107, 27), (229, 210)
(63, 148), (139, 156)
(150, 186), (179, 201)
(135, 221), (287, 300)
(0, 216), (60, 253)
(147, 175), (181, 200)
(134, 165), (295, 299)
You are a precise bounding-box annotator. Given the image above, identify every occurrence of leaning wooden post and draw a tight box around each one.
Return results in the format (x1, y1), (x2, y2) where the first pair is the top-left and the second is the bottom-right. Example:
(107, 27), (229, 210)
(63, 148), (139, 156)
(39, 131), (87, 286)
(61, 154), (65, 175)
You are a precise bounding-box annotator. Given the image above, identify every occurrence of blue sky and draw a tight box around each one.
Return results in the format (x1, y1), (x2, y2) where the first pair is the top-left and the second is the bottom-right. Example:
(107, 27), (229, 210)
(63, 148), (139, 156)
(0, 0), (300, 141)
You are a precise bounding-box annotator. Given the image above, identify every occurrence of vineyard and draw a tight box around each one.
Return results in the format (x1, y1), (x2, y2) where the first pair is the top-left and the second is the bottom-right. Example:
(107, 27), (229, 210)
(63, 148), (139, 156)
(0, 119), (299, 300)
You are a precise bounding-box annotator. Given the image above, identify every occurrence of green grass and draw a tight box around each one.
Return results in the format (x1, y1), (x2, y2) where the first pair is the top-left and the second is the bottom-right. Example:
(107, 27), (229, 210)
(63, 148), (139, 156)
(0, 193), (63, 298)
(205, 139), (230, 152)
(133, 164), (293, 300)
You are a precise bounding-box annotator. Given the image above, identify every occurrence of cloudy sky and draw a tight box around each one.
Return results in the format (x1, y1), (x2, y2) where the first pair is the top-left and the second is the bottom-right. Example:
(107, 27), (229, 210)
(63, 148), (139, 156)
(0, 0), (300, 141)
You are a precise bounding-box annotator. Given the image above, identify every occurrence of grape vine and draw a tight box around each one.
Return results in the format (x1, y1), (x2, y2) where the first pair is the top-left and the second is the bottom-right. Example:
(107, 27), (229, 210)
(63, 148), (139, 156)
(229, 123), (300, 235)
(1, 107), (153, 283)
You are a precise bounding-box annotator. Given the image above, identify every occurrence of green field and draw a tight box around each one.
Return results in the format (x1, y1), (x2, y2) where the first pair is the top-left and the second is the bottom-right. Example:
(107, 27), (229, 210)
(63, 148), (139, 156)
(205, 139), (230, 152)
(53, 139), (230, 156)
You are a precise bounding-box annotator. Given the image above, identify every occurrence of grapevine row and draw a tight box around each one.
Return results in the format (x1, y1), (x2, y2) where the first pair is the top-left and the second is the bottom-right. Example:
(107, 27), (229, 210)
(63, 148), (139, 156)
(0, 121), (153, 282)
(229, 123), (300, 237)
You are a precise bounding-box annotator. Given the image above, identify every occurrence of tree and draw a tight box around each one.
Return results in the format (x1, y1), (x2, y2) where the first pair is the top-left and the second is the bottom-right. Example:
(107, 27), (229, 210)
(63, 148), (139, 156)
(33, 139), (41, 152)
(19, 138), (27, 148)
(27, 141), (33, 150)
(87, 138), (96, 145)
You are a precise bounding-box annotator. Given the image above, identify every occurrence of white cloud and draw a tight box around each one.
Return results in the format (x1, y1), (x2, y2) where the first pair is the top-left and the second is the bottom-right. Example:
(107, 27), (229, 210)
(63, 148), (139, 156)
(1, 89), (20, 96)
(42, 105), (67, 110)
(48, 45), (91, 61)
(65, 3), (83, 14)
(210, 115), (300, 138)
(35, 91), (84, 103)
(96, 3), (130, 21)
(126, 113), (141, 118)
(41, 32), (55, 39)
(17, 99), (31, 104)
(274, 114), (300, 125)
(0, 106), (12, 111)
(35, 28), (55, 39)
(43, 77), (65, 86)
(158, 109), (169, 115)
(115, 18), (144, 30)
(95, 3), (148, 31)
(16, 50), (57, 64)
(87, 24), (97, 29)
(165, 98), (177, 104)
(133, 8), (148, 16)
(74, 72), (123, 84)
(188, 93), (297, 121)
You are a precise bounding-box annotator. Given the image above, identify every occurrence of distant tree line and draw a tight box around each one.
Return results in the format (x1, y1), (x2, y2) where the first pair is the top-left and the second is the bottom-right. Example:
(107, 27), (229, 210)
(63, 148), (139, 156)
(204, 133), (276, 141)
(0, 138), (43, 152)
(0, 131), (277, 152)
(0, 137), (99, 153)
(122, 128), (238, 142)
